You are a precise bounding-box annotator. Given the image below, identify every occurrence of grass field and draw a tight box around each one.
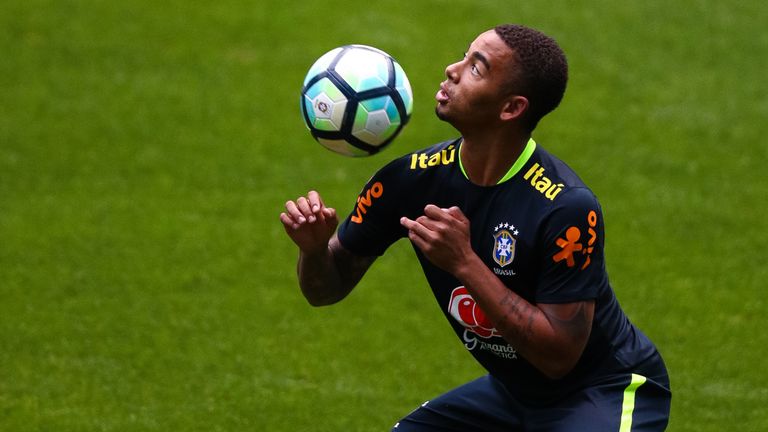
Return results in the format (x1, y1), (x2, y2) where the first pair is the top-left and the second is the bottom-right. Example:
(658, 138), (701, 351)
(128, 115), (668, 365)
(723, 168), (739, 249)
(1, 0), (767, 430)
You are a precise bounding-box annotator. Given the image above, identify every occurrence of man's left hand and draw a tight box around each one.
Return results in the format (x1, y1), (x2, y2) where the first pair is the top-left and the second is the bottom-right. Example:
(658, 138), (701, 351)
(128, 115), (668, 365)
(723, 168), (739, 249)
(400, 205), (475, 274)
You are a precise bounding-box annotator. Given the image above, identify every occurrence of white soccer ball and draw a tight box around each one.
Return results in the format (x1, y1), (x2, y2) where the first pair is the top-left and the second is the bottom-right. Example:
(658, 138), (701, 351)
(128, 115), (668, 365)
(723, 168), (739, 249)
(300, 45), (414, 157)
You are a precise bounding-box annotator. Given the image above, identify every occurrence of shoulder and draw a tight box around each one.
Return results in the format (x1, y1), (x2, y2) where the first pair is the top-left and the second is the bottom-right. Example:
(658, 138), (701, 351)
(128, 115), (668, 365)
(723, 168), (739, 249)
(349, 138), (461, 215)
(337, 140), (460, 256)
(368, 138), (461, 185)
(382, 139), (460, 170)
(405, 139), (461, 170)
(520, 144), (596, 206)
(519, 144), (603, 232)
(549, 187), (602, 224)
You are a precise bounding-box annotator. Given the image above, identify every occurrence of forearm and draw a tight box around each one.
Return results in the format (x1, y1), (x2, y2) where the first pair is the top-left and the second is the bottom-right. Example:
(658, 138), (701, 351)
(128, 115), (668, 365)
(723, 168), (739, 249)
(297, 243), (348, 306)
(297, 235), (374, 307)
(455, 254), (591, 379)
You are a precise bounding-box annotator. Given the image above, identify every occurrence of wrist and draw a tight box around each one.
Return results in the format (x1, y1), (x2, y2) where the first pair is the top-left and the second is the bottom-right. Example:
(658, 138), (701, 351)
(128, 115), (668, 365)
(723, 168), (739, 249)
(452, 252), (484, 283)
(300, 243), (332, 262)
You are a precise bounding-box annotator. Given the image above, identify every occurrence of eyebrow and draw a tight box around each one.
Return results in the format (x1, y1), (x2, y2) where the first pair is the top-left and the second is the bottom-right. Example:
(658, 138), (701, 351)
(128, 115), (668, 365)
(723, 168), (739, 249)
(470, 51), (491, 71)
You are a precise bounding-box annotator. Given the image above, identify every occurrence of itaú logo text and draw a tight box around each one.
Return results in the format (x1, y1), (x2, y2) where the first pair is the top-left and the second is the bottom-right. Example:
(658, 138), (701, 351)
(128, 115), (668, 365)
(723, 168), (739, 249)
(447, 286), (500, 339)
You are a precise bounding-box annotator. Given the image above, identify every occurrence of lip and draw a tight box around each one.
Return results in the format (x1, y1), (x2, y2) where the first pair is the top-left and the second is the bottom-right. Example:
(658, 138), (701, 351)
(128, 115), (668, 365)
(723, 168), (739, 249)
(436, 83), (450, 103)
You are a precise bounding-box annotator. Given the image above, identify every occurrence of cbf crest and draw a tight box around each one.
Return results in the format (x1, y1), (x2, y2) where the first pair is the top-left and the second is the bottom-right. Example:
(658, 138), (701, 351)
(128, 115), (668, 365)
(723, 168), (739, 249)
(492, 223), (518, 268)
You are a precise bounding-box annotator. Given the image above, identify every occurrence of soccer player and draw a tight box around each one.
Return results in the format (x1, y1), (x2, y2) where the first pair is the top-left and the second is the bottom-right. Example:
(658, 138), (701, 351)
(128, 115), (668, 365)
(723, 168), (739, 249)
(280, 24), (671, 431)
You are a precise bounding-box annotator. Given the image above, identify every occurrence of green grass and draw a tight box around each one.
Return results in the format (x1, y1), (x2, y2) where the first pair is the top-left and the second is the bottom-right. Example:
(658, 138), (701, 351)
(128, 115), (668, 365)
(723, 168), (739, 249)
(1, 0), (767, 430)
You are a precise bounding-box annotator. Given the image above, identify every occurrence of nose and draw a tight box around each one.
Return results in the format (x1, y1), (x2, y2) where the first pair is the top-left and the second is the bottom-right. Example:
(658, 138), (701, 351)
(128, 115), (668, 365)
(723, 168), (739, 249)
(445, 60), (460, 82)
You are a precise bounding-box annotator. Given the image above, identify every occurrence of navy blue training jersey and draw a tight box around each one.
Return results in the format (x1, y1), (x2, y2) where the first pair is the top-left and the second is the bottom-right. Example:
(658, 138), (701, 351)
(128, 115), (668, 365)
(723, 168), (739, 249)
(337, 138), (659, 404)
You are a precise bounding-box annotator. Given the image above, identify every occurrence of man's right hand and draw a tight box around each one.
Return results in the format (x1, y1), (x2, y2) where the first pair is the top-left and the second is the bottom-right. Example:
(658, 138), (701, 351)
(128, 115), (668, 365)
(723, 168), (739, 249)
(280, 190), (338, 255)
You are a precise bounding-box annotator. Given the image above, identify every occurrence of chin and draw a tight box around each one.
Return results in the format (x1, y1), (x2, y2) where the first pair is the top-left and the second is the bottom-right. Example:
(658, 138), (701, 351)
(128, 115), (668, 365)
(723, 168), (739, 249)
(435, 105), (450, 122)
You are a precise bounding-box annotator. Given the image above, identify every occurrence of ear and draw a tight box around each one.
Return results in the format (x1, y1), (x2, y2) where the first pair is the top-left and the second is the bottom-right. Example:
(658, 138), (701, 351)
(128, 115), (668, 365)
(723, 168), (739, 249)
(500, 96), (529, 122)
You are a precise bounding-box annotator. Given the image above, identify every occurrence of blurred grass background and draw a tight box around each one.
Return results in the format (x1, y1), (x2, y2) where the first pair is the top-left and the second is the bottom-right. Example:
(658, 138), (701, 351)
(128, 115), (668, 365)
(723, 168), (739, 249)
(1, 0), (766, 430)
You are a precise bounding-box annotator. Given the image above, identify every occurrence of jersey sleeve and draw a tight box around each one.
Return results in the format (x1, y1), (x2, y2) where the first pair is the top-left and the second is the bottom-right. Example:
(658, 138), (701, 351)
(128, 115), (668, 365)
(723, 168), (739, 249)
(336, 158), (408, 256)
(535, 187), (607, 304)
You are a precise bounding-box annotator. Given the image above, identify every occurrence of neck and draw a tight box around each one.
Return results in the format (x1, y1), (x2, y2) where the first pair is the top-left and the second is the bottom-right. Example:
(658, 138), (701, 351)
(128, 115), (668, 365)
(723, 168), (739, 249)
(459, 130), (531, 186)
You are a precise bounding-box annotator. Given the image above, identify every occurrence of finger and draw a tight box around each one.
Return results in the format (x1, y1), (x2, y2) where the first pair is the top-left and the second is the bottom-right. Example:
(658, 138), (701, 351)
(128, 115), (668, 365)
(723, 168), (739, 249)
(321, 207), (337, 220)
(284, 200), (307, 224)
(416, 207), (452, 231)
(416, 214), (443, 231)
(316, 207), (339, 231)
(307, 190), (324, 214)
(423, 205), (467, 229)
(423, 204), (452, 220)
(327, 211), (339, 231)
(446, 206), (469, 223)
(279, 212), (301, 230)
(400, 216), (417, 230)
(400, 216), (434, 240)
(295, 196), (316, 223)
(401, 217), (432, 251)
(408, 229), (430, 252)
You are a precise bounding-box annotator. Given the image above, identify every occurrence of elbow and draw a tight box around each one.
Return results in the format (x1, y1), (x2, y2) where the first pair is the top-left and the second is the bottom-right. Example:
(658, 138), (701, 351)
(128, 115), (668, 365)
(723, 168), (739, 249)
(539, 361), (576, 380)
(299, 280), (349, 307)
(301, 286), (349, 307)
(304, 294), (340, 307)
(534, 349), (583, 380)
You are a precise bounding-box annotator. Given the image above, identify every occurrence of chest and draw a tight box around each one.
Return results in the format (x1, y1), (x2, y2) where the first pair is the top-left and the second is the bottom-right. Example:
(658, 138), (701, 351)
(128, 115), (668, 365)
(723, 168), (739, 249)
(405, 181), (548, 301)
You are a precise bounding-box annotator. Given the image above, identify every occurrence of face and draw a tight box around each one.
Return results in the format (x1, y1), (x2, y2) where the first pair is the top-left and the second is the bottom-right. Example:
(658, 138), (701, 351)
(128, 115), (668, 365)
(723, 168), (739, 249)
(435, 30), (519, 129)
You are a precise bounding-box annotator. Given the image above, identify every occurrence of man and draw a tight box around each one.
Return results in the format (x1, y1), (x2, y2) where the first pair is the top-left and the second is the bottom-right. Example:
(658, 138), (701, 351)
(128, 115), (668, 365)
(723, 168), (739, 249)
(280, 24), (671, 431)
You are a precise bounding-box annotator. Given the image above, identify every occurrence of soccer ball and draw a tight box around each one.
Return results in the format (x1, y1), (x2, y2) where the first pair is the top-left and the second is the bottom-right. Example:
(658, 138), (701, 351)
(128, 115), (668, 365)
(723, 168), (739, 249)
(300, 45), (413, 157)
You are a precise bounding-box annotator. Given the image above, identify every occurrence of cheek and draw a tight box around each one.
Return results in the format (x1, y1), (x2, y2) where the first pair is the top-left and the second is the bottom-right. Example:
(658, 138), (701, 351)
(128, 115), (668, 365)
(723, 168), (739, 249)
(454, 88), (481, 110)
(465, 89), (502, 115)
(460, 80), (494, 103)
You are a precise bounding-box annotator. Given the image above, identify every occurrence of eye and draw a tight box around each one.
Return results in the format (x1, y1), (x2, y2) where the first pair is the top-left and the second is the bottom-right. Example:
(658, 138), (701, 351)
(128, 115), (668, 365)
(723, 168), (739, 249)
(461, 52), (481, 76)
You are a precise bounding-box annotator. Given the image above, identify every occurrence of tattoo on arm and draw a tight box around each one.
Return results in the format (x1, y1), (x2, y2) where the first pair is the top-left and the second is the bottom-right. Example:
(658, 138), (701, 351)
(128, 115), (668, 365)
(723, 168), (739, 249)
(298, 236), (375, 305)
(499, 292), (537, 345)
(494, 293), (594, 378)
(332, 242), (376, 290)
(498, 294), (593, 349)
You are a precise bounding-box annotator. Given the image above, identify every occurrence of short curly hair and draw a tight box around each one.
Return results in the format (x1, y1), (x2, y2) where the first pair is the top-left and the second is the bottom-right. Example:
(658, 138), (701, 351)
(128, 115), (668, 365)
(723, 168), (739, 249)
(494, 24), (568, 131)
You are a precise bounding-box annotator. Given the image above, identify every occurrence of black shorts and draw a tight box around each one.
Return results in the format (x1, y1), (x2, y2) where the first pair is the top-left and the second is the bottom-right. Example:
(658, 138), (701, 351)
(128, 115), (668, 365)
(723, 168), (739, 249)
(393, 357), (671, 431)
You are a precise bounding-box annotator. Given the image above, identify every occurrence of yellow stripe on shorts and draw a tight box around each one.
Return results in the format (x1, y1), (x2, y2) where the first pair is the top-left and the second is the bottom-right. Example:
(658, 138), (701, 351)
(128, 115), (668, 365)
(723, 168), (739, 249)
(619, 373), (647, 432)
